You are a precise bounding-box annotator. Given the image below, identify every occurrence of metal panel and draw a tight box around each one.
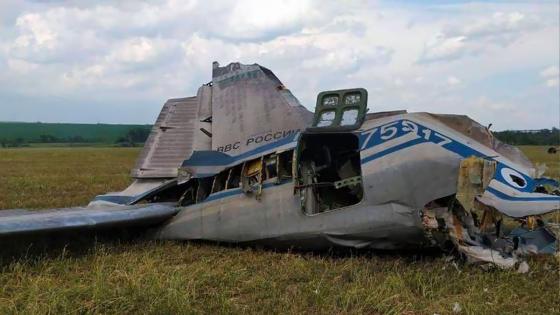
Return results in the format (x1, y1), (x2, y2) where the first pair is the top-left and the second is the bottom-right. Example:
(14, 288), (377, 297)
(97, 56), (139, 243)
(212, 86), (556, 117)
(210, 62), (313, 156)
(0, 204), (178, 237)
(132, 97), (198, 178)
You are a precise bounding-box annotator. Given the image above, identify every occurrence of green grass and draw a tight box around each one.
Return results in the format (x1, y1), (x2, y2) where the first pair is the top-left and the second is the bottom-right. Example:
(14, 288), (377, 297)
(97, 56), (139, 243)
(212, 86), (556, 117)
(0, 147), (559, 314)
(518, 145), (560, 179)
(0, 148), (138, 209)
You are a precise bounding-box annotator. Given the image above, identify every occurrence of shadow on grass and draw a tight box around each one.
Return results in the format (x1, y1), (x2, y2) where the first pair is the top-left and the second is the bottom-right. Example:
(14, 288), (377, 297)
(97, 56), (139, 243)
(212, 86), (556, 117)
(0, 227), (450, 267)
(0, 227), (149, 265)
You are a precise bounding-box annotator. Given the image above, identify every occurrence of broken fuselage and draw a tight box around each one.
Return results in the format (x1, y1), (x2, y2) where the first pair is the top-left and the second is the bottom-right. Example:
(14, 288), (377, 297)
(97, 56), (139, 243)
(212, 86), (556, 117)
(2, 62), (558, 266)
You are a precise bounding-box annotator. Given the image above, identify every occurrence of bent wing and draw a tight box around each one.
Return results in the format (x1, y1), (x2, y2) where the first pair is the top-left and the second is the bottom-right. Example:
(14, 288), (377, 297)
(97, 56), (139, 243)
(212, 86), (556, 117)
(0, 203), (178, 237)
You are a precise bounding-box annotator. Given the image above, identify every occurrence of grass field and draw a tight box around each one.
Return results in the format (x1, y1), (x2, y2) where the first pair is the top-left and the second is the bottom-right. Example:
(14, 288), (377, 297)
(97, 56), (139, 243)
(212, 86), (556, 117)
(0, 146), (558, 314)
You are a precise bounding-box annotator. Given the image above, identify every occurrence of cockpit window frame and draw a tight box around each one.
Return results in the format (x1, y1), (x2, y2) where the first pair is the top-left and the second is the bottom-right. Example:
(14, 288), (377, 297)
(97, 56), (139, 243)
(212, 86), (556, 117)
(309, 88), (368, 132)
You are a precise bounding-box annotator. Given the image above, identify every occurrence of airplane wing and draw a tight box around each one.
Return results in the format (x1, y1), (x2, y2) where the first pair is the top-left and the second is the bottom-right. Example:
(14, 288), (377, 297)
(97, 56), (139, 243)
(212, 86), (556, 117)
(0, 203), (178, 237)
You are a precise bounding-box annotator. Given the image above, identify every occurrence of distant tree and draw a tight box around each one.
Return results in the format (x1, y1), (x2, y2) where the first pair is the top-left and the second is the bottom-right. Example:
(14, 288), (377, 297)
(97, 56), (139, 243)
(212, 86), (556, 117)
(494, 128), (560, 146)
(39, 134), (59, 143)
(116, 127), (151, 146)
(11, 138), (26, 147)
(127, 127), (151, 143)
(67, 136), (86, 143)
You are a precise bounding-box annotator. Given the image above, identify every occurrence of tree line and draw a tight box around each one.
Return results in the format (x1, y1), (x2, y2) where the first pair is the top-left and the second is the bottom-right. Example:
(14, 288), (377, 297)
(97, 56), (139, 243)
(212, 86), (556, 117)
(1, 127), (558, 148)
(1, 127), (151, 148)
(493, 128), (559, 146)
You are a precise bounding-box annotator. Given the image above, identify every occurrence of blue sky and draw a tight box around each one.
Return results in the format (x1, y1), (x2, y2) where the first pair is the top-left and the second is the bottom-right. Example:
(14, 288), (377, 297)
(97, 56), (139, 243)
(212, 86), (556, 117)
(0, 0), (558, 130)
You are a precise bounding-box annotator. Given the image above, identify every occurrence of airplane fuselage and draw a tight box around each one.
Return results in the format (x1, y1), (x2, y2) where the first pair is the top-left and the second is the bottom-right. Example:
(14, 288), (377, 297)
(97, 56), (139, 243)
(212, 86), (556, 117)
(155, 111), (541, 249)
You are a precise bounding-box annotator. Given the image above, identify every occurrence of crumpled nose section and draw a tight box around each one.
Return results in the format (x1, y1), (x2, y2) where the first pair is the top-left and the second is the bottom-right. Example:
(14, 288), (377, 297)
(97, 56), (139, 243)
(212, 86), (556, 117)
(475, 160), (560, 219)
(454, 156), (560, 218)
(477, 180), (560, 217)
(424, 156), (559, 269)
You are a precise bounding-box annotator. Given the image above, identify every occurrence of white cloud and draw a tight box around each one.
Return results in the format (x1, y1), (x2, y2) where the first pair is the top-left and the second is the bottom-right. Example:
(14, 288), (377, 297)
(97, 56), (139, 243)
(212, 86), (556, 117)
(108, 38), (157, 63)
(0, 0), (558, 129)
(223, 0), (314, 40)
(447, 76), (461, 86)
(7, 58), (38, 73)
(540, 65), (559, 87)
(63, 64), (105, 87)
(541, 65), (559, 77)
(419, 11), (544, 63)
(421, 34), (467, 62)
(545, 78), (559, 87)
(14, 13), (57, 48)
(459, 12), (537, 40)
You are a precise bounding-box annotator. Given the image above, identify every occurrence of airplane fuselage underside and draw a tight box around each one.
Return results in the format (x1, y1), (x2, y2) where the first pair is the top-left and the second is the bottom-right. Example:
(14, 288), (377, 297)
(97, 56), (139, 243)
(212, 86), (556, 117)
(155, 181), (427, 250)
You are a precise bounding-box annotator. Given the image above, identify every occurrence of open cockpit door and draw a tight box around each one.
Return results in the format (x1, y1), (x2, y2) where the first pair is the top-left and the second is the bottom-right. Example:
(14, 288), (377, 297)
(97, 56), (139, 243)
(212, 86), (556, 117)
(309, 88), (368, 132)
(295, 133), (364, 214)
(295, 88), (368, 214)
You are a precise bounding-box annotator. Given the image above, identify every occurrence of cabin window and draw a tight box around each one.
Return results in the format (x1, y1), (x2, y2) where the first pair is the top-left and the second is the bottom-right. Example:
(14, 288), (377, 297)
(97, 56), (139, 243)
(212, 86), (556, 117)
(226, 164), (243, 189)
(278, 150), (294, 181)
(211, 170), (229, 193)
(196, 177), (213, 203)
(179, 182), (197, 206)
(136, 181), (191, 204)
(264, 154), (278, 180)
(241, 157), (263, 199)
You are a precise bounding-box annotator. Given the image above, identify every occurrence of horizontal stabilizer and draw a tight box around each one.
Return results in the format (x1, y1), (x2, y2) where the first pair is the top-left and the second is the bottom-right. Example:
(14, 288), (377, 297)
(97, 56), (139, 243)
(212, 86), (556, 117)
(132, 97), (199, 178)
(0, 204), (178, 237)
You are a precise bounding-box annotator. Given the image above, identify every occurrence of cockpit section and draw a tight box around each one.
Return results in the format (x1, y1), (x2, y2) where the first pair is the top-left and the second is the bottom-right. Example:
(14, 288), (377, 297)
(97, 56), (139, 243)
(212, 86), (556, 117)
(295, 133), (364, 214)
(295, 88), (368, 215)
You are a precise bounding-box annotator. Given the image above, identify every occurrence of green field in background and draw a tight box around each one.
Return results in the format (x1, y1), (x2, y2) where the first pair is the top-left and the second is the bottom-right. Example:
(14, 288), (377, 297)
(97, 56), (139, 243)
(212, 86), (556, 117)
(0, 122), (151, 144)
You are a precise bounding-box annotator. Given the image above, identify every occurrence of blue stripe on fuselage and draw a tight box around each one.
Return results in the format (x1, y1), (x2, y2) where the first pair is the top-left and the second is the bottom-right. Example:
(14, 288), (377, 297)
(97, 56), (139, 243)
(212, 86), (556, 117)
(357, 119), (543, 196)
(485, 187), (560, 202)
(359, 119), (485, 164)
(184, 133), (299, 168)
(200, 180), (293, 204)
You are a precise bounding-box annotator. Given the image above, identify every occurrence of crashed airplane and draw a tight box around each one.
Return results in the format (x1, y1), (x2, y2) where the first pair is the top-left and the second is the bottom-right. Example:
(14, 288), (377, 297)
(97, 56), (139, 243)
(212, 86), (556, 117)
(1, 61), (559, 268)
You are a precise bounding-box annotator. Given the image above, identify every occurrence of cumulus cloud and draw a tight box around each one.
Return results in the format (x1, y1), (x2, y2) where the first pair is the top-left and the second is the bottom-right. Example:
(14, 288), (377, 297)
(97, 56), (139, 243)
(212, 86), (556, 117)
(421, 34), (467, 62)
(0, 0), (558, 129)
(447, 76), (461, 86)
(540, 65), (559, 87)
(419, 11), (543, 63)
(220, 0), (315, 41)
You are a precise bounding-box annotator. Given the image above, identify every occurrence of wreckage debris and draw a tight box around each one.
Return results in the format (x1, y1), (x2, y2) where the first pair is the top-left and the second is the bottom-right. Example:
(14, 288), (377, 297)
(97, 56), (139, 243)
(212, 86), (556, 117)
(422, 156), (558, 269)
(1, 61), (559, 271)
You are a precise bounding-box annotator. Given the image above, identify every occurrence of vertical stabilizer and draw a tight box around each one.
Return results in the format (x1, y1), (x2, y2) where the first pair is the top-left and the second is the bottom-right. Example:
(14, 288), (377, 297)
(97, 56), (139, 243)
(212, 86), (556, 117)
(132, 62), (312, 179)
(210, 62), (313, 156)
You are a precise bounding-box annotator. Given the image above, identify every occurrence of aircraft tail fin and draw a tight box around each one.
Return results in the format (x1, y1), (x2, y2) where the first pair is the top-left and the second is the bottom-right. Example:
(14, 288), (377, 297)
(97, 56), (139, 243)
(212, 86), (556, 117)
(210, 62), (313, 156)
(132, 61), (312, 179)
